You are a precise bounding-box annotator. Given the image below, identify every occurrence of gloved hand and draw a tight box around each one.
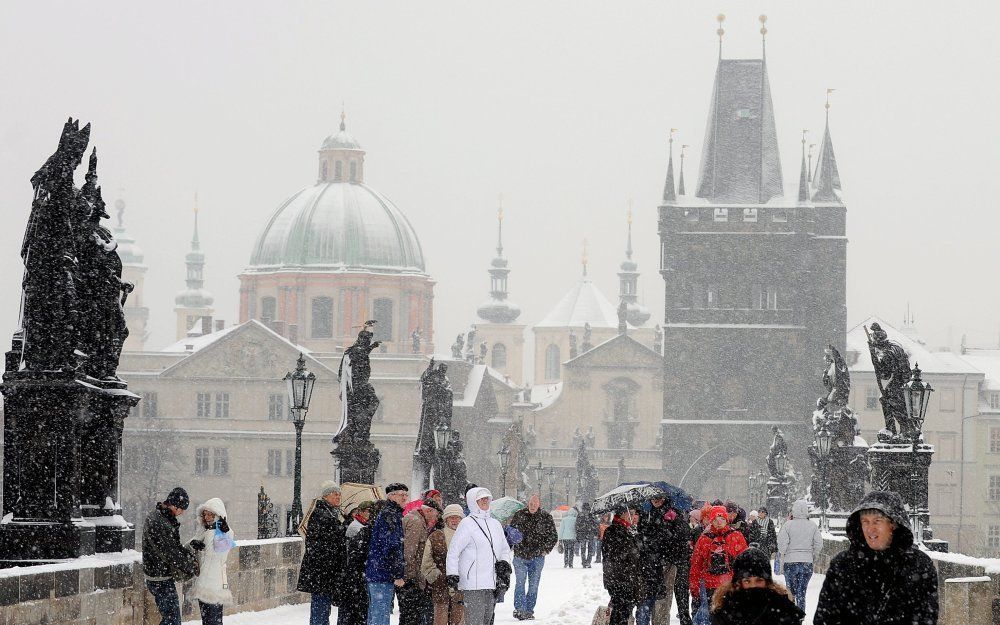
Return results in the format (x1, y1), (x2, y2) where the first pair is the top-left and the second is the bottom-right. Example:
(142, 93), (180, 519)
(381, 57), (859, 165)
(190, 539), (205, 552)
(218, 517), (230, 533)
(446, 575), (460, 590)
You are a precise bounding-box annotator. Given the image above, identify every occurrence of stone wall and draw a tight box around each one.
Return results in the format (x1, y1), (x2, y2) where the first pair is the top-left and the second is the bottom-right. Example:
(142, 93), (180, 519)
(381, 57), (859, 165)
(816, 536), (1000, 625)
(0, 537), (307, 625)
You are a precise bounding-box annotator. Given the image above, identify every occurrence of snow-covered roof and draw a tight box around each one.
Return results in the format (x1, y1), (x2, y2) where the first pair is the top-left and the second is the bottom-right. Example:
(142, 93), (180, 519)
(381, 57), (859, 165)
(529, 382), (563, 410)
(956, 349), (1000, 391)
(535, 276), (618, 329)
(162, 323), (241, 352)
(846, 316), (980, 376)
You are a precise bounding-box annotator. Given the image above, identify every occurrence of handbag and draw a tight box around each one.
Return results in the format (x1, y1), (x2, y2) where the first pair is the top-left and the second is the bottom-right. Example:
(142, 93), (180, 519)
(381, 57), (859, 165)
(213, 522), (236, 553)
(472, 518), (511, 600)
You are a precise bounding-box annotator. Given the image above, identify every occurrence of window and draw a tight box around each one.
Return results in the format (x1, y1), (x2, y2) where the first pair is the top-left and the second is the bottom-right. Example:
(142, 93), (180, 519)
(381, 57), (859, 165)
(142, 392), (158, 418)
(197, 392), (212, 418)
(684, 209), (699, 222)
(492, 344), (508, 369)
(754, 286), (778, 310)
(991, 392), (1000, 410)
(939, 388), (955, 412)
(350, 161), (358, 181)
(321, 162), (328, 181)
(938, 433), (956, 461)
(990, 475), (1000, 501)
(267, 449), (283, 476)
(772, 211), (788, 223)
(705, 287), (720, 309)
(335, 161), (343, 180)
(713, 208), (728, 222)
(215, 393), (230, 419)
(260, 296), (277, 322)
(195, 448), (209, 475)
(989, 526), (1000, 554)
(268, 394), (285, 421)
(743, 208), (758, 222)
(311, 297), (333, 339)
(544, 344), (561, 381)
(866, 387), (879, 411)
(990, 428), (1000, 453)
(213, 448), (229, 476)
(372, 298), (394, 342)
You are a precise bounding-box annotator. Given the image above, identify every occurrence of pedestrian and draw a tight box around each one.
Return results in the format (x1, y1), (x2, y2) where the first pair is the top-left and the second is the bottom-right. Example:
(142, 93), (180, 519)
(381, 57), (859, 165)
(366, 482), (410, 625)
(575, 502), (600, 568)
(400, 500), (442, 625)
(341, 500), (378, 625)
(558, 506), (578, 568)
(508, 493), (559, 620)
(445, 487), (512, 625)
(775, 499), (821, 613)
(422, 504), (466, 625)
(297, 481), (348, 625)
(596, 512), (610, 564)
(689, 504), (748, 613)
(746, 511), (760, 547)
(726, 502), (751, 545)
(142, 487), (199, 625)
(814, 491), (938, 625)
(709, 548), (804, 625)
(756, 507), (778, 562)
(637, 495), (691, 625)
(601, 506), (646, 625)
(188, 498), (235, 625)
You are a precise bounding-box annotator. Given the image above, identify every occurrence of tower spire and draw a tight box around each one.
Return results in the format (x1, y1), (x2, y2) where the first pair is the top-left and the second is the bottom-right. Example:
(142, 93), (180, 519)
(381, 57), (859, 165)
(175, 192), (214, 339)
(477, 193), (520, 323)
(798, 130), (809, 202)
(192, 192), (200, 250)
(625, 199), (634, 260)
(759, 15), (768, 58)
(811, 89), (843, 202)
(340, 104), (346, 131)
(663, 129), (677, 202)
(678, 145), (688, 195)
(717, 14), (725, 59)
(581, 238), (589, 278)
(496, 193), (504, 256)
(807, 143), (815, 182)
(618, 199), (650, 326)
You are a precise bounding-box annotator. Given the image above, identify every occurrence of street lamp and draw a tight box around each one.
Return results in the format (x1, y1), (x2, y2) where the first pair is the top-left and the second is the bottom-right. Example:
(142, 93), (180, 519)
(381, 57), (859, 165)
(546, 467), (556, 510)
(903, 363), (934, 544)
(533, 461), (543, 498)
(563, 471), (573, 506)
(283, 353), (316, 536)
(497, 444), (511, 497)
(815, 427), (833, 532)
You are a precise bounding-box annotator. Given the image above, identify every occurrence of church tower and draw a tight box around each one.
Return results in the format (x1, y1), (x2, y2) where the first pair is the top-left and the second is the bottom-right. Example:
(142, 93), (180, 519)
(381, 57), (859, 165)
(473, 198), (526, 384)
(657, 18), (846, 494)
(112, 197), (149, 351)
(618, 201), (650, 328)
(174, 197), (215, 339)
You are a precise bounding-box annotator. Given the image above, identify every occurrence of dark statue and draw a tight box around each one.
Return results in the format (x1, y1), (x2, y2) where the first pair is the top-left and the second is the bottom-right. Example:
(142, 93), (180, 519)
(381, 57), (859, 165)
(865, 322), (914, 441)
(412, 359), (452, 492)
(575, 441), (599, 506)
(411, 328), (421, 354)
(813, 345), (860, 447)
(451, 333), (464, 359)
(581, 322), (593, 352)
(766, 426), (787, 478)
(465, 328), (476, 362)
(478, 341), (487, 365)
(336, 321), (382, 445)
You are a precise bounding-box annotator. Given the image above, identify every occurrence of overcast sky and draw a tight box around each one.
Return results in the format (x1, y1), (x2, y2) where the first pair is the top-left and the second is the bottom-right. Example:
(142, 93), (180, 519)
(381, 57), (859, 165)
(2, 2), (998, 359)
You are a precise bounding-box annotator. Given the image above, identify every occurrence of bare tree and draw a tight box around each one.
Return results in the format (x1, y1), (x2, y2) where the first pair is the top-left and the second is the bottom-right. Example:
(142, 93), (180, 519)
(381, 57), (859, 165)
(121, 418), (186, 547)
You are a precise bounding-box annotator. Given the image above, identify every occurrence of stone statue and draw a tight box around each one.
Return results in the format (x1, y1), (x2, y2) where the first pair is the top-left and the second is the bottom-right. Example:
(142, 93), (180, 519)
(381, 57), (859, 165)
(617, 457), (626, 485)
(451, 334), (464, 359)
(465, 329), (476, 362)
(653, 324), (663, 356)
(479, 341), (487, 365)
(522, 383), (532, 403)
(335, 321), (382, 444)
(822, 345), (851, 414)
(814, 345), (860, 447)
(525, 424), (537, 449)
(576, 441), (598, 505)
(412, 359), (452, 492)
(617, 300), (628, 335)
(865, 322), (914, 441)
(569, 330), (578, 359)
(581, 322), (593, 352)
(572, 427), (583, 449)
(766, 426), (787, 478)
(585, 426), (595, 448)
(411, 328), (422, 354)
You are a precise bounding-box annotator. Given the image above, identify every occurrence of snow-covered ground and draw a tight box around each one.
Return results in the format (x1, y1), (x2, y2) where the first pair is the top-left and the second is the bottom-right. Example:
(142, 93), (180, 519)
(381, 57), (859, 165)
(185, 551), (825, 625)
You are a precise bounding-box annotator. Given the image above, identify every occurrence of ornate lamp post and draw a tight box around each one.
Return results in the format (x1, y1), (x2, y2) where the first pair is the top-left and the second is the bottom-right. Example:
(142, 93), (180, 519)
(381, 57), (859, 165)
(774, 452), (789, 518)
(534, 461), (543, 498)
(747, 472), (758, 509)
(546, 467), (556, 509)
(284, 353), (316, 536)
(497, 444), (511, 497)
(815, 426), (833, 532)
(903, 364), (933, 545)
(563, 471), (572, 505)
(434, 422), (450, 493)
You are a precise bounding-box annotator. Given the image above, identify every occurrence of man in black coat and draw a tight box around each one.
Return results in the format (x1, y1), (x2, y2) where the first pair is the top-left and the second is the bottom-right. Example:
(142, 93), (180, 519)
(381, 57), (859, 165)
(814, 491), (938, 625)
(755, 507), (778, 560)
(142, 487), (199, 625)
(602, 507), (645, 625)
(509, 494), (559, 620)
(575, 502), (600, 568)
(297, 482), (348, 625)
(638, 496), (692, 625)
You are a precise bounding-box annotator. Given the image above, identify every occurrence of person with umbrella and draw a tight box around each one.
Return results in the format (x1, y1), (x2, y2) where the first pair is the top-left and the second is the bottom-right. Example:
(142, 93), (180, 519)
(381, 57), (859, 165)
(602, 506), (646, 625)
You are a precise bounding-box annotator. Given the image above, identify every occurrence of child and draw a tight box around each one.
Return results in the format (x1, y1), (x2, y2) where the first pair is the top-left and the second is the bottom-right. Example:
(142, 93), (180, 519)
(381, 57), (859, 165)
(709, 549), (804, 625)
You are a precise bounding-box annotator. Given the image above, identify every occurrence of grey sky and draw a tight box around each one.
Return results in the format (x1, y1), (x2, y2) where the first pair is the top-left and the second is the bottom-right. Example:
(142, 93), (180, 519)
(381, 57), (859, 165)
(1, 2), (997, 358)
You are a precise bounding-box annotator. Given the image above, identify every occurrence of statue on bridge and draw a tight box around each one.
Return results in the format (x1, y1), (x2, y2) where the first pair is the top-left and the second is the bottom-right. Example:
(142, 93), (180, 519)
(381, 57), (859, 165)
(333, 321), (383, 483)
(412, 359), (452, 493)
(865, 322), (915, 442)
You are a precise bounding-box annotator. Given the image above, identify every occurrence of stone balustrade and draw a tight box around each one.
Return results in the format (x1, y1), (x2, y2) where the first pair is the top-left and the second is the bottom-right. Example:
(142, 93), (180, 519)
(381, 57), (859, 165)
(0, 536), (307, 625)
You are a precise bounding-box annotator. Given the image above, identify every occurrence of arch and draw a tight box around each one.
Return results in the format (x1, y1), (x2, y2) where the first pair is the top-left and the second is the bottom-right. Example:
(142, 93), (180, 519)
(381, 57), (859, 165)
(350, 161), (358, 181)
(544, 344), (560, 380)
(321, 161), (328, 181)
(491, 343), (507, 369)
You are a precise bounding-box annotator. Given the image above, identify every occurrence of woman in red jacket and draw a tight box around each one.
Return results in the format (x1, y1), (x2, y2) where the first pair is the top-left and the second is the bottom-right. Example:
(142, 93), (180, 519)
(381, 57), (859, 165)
(689, 505), (748, 611)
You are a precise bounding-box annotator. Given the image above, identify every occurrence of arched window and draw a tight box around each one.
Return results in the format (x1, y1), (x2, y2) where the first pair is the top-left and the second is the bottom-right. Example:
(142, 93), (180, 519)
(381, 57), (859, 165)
(372, 298), (393, 342)
(335, 161), (343, 181)
(349, 161), (358, 181)
(260, 297), (276, 322)
(321, 162), (328, 181)
(311, 297), (333, 338)
(492, 343), (507, 369)
(544, 344), (561, 381)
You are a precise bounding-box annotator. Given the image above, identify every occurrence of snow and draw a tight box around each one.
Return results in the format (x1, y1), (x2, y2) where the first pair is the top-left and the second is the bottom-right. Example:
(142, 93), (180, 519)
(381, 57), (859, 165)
(945, 576), (991, 583)
(529, 382), (563, 409)
(89, 515), (131, 528)
(187, 551), (828, 625)
(0, 550), (140, 578)
(846, 316), (981, 375)
(535, 277), (619, 329)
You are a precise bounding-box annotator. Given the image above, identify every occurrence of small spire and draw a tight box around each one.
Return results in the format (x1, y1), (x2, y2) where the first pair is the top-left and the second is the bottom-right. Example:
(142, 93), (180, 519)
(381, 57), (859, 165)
(581, 238), (589, 277)
(496, 193), (504, 256)
(759, 15), (768, 58)
(340, 104), (347, 131)
(807, 144), (815, 182)
(192, 192), (201, 250)
(662, 129), (676, 202)
(679, 145), (688, 196)
(716, 14), (726, 59)
(825, 88), (834, 123)
(812, 89), (842, 201)
(798, 130), (809, 202)
(625, 199), (634, 260)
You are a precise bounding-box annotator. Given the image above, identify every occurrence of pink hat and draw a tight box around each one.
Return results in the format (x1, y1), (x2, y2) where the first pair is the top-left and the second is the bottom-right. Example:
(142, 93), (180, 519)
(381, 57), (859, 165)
(689, 508), (703, 523)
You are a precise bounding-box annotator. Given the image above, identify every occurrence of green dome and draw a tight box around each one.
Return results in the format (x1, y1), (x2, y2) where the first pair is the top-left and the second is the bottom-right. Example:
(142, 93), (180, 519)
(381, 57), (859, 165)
(248, 182), (426, 273)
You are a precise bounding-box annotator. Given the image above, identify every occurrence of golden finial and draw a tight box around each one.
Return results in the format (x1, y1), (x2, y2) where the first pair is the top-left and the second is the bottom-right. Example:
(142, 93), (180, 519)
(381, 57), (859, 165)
(825, 88), (835, 110)
(581, 238), (589, 276)
(801, 129), (808, 145)
(759, 14), (768, 38)
(193, 191), (199, 214)
(498, 193), (504, 222)
(716, 13), (726, 38)
(340, 102), (347, 130)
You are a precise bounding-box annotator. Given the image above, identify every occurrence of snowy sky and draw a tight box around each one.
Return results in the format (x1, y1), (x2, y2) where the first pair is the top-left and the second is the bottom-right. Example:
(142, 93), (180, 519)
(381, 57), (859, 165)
(1, 2), (997, 353)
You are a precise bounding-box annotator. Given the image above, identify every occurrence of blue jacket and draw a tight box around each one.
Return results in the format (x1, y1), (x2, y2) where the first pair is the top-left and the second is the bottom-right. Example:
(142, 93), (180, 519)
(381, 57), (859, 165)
(365, 500), (405, 583)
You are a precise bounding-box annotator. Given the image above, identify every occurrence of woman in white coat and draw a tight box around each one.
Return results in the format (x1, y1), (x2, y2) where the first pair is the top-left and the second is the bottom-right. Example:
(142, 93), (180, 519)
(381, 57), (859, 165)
(445, 487), (512, 625)
(188, 498), (235, 625)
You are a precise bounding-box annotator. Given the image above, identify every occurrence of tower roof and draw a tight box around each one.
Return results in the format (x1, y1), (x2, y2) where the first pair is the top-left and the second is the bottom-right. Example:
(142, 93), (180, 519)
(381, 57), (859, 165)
(175, 200), (214, 308)
(321, 111), (362, 151)
(696, 58), (784, 204)
(536, 276), (619, 329)
(477, 199), (521, 324)
(811, 114), (842, 202)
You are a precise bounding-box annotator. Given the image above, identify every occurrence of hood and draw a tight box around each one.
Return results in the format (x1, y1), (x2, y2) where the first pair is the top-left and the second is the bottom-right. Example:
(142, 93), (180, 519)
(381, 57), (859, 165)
(466, 487), (493, 517)
(564, 508), (578, 518)
(845, 490), (913, 551)
(196, 497), (227, 520)
(707, 505), (729, 527)
(791, 499), (811, 519)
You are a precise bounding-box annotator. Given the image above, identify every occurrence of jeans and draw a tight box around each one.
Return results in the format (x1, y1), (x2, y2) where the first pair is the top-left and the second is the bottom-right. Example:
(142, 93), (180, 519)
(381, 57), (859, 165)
(310, 592), (334, 625)
(561, 540), (576, 566)
(146, 580), (181, 625)
(464, 589), (496, 625)
(783, 562), (813, 612)
(367, 582), (396, 625)
(580, 538), (597, 566)
(513, 555), (545, 614)
(199, 601), (224, 625)
(635, 597), (657, 625)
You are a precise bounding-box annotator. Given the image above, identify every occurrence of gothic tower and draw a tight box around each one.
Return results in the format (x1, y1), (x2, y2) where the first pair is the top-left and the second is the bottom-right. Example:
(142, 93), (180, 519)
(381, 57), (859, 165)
(174, 197), (215, 340)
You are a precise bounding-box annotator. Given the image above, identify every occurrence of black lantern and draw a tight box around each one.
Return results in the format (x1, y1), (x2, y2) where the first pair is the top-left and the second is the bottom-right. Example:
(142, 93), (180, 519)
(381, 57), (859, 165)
(284, 353), (316, 416)
(903, 363), (933, 437)
(434, 423), (450, 452)
(497, 444), (511, 496)
(775, 452), (787, 475)
(816, 427), (833, 458)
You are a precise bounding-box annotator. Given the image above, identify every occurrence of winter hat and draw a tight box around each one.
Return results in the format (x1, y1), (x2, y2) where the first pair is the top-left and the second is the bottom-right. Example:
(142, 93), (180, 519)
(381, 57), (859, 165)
(732, 548), (772, 583)
(689, 508), (703, 523)
(165, 487), (190, 510)
(346, 500), (374, 516)
(320, 481), (341, 497)
(423, 489), (441, 500)
(708, 505), (729, 526)
(748, 510), (759, 522)
(385, 482), (409, 496)
(423, 499), (443, 514)
(443, 504), (465, 520)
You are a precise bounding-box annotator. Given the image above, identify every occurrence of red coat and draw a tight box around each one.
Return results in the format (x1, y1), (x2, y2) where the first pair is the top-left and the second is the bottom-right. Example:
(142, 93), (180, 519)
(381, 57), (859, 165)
(689, 526), (748, 594)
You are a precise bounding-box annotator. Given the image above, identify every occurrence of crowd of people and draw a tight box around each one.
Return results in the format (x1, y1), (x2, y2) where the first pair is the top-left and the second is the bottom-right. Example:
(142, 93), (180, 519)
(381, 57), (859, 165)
(139, 482), (938, 625)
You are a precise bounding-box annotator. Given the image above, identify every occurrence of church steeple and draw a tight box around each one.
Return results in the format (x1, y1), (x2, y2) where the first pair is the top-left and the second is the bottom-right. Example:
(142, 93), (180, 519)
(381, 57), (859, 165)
(798, 130), (810, 203)
(662, 129), (677, 202)
(618, 201), (650, 327)
(476, 195), (521, 324)
(174, 194), (215, 339)
(811, 90), (842, 202)
(318, 108), (366, 184)
(678, 144), (688, 196)
(112, 193), (149, 351)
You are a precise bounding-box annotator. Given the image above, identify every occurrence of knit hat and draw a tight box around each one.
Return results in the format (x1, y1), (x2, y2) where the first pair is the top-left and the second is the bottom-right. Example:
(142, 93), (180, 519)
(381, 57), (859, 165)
(165, 487), (190, 510)
(423, 489), (441, 500)
(385, 482), (409, 496)
(320, 481), (341, 497)
(423, 499), (443, 514)
(732, 548), (772, 583)
(443, 504), (465, 519)
(689, 508), (703, 523)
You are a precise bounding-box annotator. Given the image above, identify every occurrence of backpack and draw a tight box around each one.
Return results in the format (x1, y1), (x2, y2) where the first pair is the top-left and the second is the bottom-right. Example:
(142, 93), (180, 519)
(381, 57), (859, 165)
(707, 532), (732, 576)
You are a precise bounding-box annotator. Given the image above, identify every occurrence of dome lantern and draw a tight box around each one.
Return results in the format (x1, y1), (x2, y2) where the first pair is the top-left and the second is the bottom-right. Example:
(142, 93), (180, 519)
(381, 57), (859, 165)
(318, 110), (365, 184)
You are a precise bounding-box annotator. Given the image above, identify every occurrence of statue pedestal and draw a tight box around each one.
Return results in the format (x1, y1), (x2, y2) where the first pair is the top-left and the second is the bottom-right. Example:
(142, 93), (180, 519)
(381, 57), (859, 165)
(332, 439), (380, 485)
(0, 371), (97, 563)
(868, 442), (934, 542)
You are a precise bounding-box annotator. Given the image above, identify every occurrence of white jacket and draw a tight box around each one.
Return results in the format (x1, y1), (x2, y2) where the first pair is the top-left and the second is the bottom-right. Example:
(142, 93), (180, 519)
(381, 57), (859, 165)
(188, 498), (235, 605)
(445, 487), (511, 591)
(777, 499), (823, 564)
